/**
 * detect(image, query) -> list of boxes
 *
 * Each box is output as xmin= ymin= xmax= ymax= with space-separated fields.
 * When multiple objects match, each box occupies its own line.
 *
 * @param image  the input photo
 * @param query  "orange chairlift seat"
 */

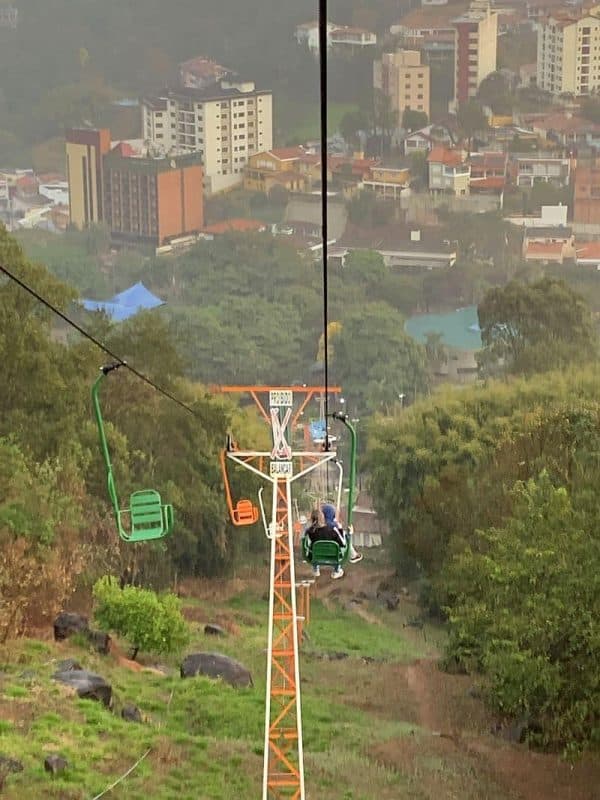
xmin=220 ymin=449 xmax=259 ymax=526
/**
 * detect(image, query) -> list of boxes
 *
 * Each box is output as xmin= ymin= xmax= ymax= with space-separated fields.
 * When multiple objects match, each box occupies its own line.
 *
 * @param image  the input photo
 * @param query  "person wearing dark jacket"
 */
xmin=302 ymin=508 xmax=345 ymax=579
xmin=321 ymin=503 xmax=363 ymax=565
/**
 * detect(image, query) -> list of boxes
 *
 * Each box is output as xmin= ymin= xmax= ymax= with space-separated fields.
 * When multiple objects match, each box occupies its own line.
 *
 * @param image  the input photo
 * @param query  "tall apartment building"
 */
xmin=66 ymin=128 xmax=111 ymax=229
xmin=373 ymin=51 xmax=431 ymax=120
xmin=103 ymin=150 xmax=203 ymax=247
xmin=453 ymin=0 xmax=498 ymax=107
xmin=141 ymin=78 xmax=273 ymax=195
xmin=537 ymin=6 xmax=600 ymax=96
xmin=66 ymin=128 xmax=204 ymax=248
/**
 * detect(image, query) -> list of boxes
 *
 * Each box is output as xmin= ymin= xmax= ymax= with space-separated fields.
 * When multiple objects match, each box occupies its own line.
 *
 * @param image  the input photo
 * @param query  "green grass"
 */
xmin=275 ymin=99 xmax=359 ymax=144
xmin=306 ymin=601 xmax=423 ymax=661
xmin=0 ymin=581 xmax=513 ymax=799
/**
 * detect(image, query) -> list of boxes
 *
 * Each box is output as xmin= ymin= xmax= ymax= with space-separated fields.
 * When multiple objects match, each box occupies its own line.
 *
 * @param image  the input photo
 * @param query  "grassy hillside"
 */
xmin=2 ymin=561 xmax=598 ymax=799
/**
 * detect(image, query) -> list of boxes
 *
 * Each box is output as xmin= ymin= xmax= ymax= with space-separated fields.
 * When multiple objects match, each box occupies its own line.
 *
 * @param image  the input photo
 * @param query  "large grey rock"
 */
xmin=121 ymin=704 xmax=142 ymax=723
xmin=52 ymin=669 xmax=112 ymax=707
xmin=0 ymin=755 xmax=23 ymax=774
xmin=53 ymin=612 xmax=89 ymax=641
xmin=56 ymin=658 xmax=83 ymax=672
xmin=180 ymin=653 xmax=253 ymax=688
xmin=44 ymin=755 xmax=68 ymax=775
xmin=87 ymin=630 xmax=111 ymax=655
xmin=204 ymin=623 xmax=226 ymax=636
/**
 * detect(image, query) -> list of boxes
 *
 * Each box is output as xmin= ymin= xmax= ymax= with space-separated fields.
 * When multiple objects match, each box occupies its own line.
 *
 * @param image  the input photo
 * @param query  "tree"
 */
xmin=93 ymin=576 xmax=189 ymax=659
xmin=478 ymin=278 xmax=597 ymax=375
xmin=581 ymin=97 xmax=600 ymax=124
xmin=477 ymin=71 xmax=514 ymax=115
xmin=340 ymin=109 xmax=369 ymax=149
xmin=402 ymin=108 xmax=428 ymax=133
xmin=408 ymin=150 xmax=428 ymax=186
xmin=424 ymin=331 xmax=448 ymax=370
xmin=332 ymin=303 xmax=429 ymax=416
xmin=456 ymin=100 xmax=488 ymax=150
xmin=372 ymin=89 xmax=397 ymax=156
xmin=443 ymin=474 xmax=600 ymax=753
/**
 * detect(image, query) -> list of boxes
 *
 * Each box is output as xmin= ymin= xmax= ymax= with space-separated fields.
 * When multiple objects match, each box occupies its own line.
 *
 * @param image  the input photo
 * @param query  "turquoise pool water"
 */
xmin=405 ymin=306 xmax=482 ymax=351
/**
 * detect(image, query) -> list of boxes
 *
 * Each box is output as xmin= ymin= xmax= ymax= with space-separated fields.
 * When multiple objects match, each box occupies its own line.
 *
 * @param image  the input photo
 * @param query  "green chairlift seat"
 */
xmin=302 ymin=536 xmax=351 ymax=570
xmin=301 ymin=412 xmax=359 ymax=570
xmin=92 ymin=364 xmax=174 ymax=543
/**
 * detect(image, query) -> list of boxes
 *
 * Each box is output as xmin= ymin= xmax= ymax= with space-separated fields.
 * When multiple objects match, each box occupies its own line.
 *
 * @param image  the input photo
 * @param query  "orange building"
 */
xmin=102 ymin=149 xmax=203 ymax=247
xmin=574 ymin=164 xmax=600 ymax=226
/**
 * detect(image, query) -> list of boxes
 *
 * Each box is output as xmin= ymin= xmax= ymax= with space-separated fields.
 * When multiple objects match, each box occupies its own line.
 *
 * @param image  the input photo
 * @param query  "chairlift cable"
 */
xmin=319 ymin=0 xmax=332 ymax=501
xmin=0 ymin=262 xmax=199 ymax=418
xmin=319 ymin=0 xmax=330 ymax=447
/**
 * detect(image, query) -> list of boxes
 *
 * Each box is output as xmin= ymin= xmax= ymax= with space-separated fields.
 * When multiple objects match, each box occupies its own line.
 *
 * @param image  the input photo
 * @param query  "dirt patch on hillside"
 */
xmin=315 ymin=568 xmax=600 ymax=800
xmin=369 ymin=656 xmax=600 ymax=800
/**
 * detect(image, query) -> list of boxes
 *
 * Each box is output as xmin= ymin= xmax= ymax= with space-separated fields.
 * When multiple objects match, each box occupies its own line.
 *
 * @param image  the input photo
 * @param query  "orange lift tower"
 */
xmin=215 ymin=385 xmax=341 ymax=800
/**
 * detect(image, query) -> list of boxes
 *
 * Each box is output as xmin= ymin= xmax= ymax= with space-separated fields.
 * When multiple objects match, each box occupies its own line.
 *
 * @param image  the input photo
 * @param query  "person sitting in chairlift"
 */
xmin=303 ymin=508 xmax=345 ymax=580
xmin=321 ymin=502 xmax=363 ymax=565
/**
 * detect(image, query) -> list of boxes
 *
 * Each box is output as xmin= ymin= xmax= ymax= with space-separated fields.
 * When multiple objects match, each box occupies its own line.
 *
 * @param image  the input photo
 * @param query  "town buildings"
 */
xmin=452 ymin=0 xmax=498 ymax=106
xmin=142 ymin=77 xmax=273 ymax=194
xmin=537 ymin=5 xmax=600 ymax=96
xmin=511 ymin=155 xmax=571 ymax=187
xmin=295 ymin=20 xmax=376 ymax=53
xmin=179 ymin=57 xmax=229 ymax=90
xmin=427 ymin=145 xmax=470 ymax=194
xmin=574 ymin=163 xmax=600 ymax=225
xmin=66 ymin=128 xmax=204 ymax=248
xmin=373 ymin=51 xmax=431 ymax=120
xmin=66 ymin=128 xmax=111 ymax=229
xmin=102 ymin=149 xmax=203 ymax=247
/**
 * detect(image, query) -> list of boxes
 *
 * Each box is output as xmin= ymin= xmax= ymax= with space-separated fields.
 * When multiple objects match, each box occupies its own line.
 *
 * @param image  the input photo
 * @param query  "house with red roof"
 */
xmin=201 ymin=218 xmax=268 ymax=236
xmin=523 ymin=224 xmax=575 ymax=264
xmin=575 ymin=241 xmax=600 ymax=267
xmin=469 ymin=152 xmax=508 ymax=199
xmin=244 ymin=148 xmax=310 ymax=194
xmin=531 ymin=113 xmax=600 ymax=150
xmin=573 ymin=163 xmax=600 ymax=226
xmin=428 ymin=146 xmax=470 ymax=195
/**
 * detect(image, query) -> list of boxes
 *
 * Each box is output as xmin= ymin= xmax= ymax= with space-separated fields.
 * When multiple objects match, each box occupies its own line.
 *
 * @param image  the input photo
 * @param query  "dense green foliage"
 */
xmin=0 ymin=225 xmax=267 ymax=597
xmin=444 ymin=475 xmax=600 ymax=754
xmin=368 ymin=370 xmax=600 ymax=751
xmin=478 ymin=278 xmax=597 ymax=376
xmin=93 ymin=576 xmax=189 ymax=658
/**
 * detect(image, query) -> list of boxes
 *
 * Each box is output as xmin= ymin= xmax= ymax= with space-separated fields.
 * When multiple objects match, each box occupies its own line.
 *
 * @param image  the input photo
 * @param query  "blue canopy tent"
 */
xmin=82 ymin=282 xmax=165 ymax=322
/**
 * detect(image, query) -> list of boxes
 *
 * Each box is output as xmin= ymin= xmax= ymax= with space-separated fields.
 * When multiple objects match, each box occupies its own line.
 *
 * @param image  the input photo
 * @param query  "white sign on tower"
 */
xmin=269 ymin=390 xmax=293 ymax=475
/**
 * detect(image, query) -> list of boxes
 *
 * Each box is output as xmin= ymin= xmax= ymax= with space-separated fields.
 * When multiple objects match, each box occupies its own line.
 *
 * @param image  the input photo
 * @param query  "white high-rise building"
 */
xmin=537 ymin=6 xmax=600 ymax=96
xmin=142 ymin=78 xmax=273 ymax=195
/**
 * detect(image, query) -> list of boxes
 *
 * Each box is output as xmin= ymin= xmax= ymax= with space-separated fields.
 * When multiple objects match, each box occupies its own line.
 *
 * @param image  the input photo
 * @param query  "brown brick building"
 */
xmin=66 ymin=128 xmax=204 ymax=247
xmin=574 ymin=164 xmax=600 ymax=225
xmin=102 ymin=149 xmax=203 ymax=246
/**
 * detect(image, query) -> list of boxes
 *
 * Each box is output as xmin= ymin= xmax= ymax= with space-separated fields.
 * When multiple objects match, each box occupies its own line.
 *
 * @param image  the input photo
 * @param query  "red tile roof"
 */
xmin=203 ymin=218 xmax=267 ymax=234
xmin=576 ymin=241 xmax=600 ymax=260
xmin=470 ymin=176 xmax=506 ymax=191
xmin=525 ymin=241 xmax=564 ymax=257
xmin=428 ymin=146 xmax=466 ymax=167
xmin=533 ymin=113 xmax=600 ymax=134
xmin=111 ymin=141 xmax=136 ymax=157
xmin=269 ymin=147 xmax=305 ymax=161
xmin=396 ymin=2 xmax=468 ymax=30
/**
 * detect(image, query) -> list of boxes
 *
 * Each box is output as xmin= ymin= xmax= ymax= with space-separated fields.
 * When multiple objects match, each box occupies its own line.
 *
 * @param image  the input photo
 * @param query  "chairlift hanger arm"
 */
xmin=331 ymin=412 xmax=358 ymax=526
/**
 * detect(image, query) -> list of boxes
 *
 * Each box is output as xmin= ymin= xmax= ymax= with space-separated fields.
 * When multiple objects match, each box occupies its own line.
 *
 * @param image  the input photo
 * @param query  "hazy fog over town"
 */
xmin=1 ymin=1 xmax=600 ymax=798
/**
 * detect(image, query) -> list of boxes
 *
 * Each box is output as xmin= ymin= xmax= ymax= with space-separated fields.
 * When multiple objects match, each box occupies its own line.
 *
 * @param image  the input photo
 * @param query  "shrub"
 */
xmin=93 ymin=576 xmax=189 ymax=659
